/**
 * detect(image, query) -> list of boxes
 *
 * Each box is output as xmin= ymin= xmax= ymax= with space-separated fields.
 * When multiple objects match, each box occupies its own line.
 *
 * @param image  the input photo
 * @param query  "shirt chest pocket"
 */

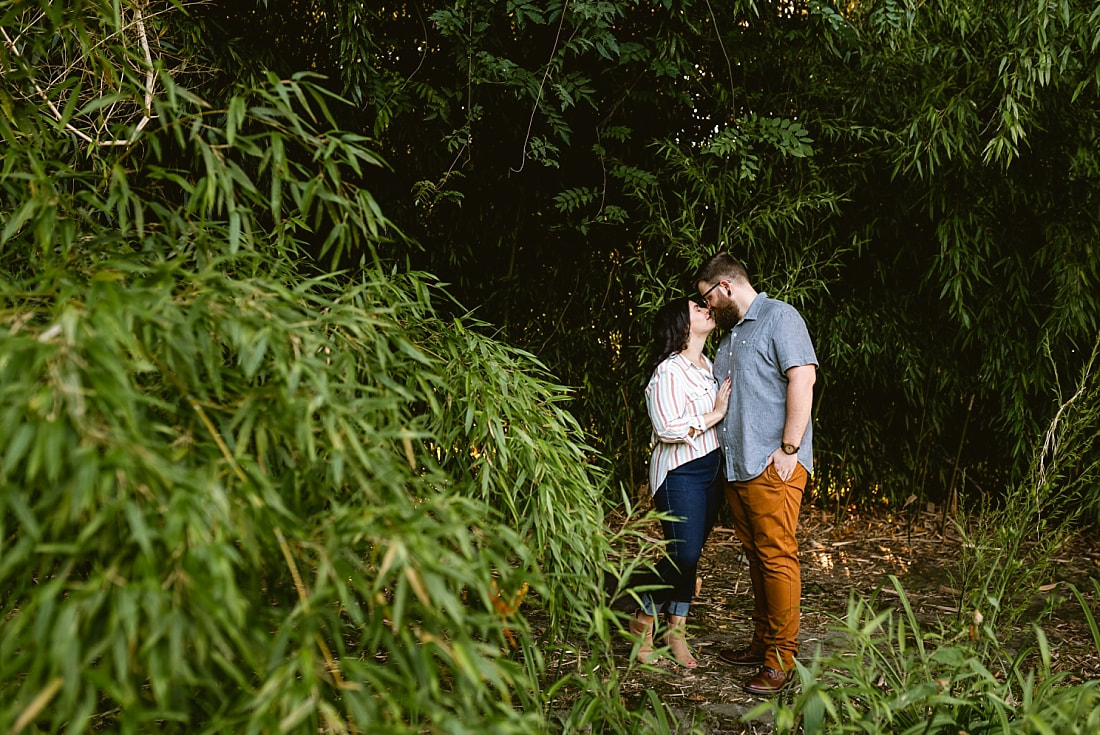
xmin=685 ymin=383 xmax=714 ymax=412
xmin=729 ymin=333 xmax=772 ymax=369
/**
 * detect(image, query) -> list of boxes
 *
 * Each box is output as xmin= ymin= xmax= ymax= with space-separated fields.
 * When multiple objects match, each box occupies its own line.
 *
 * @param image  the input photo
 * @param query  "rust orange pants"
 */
xmin=725 ymin=462 xmax=806 ymax=670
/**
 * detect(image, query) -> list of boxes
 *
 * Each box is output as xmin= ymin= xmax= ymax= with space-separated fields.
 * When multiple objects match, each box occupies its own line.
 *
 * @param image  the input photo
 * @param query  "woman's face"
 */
xmin=687 ymin=300 xmax=716 ymax=338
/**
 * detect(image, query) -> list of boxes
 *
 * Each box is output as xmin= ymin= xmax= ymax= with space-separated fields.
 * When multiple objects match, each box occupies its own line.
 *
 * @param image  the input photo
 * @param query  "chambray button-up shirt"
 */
xmin=712 ymin=293 xmax=818 ymax=482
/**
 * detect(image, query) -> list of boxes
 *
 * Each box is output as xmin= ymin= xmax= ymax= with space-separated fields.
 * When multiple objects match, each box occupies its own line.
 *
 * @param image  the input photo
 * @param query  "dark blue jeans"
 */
xmin=641 ymin=449 xmax=724 ymax=617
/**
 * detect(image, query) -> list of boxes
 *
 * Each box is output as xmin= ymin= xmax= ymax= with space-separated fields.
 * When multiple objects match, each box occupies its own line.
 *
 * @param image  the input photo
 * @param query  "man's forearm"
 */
xmin=783 ymin=365 xmax=816 ymax=447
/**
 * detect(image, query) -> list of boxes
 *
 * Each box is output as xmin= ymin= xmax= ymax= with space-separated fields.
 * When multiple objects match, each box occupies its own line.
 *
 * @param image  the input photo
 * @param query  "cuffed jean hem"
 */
xmin=640 ymin=595 xmax=691 ymax=618
xmin=666 ymin=600 xmax=691 ymax=617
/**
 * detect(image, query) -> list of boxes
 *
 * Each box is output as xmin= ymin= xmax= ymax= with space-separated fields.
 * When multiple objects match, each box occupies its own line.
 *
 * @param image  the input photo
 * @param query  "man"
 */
xmin=695 ymin=252 xmax=817 ymax=695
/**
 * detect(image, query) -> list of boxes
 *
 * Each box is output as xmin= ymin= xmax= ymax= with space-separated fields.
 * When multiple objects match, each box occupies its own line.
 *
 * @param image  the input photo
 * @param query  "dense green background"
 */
xmin=196 ymin=0 xmax=1100 ymax=512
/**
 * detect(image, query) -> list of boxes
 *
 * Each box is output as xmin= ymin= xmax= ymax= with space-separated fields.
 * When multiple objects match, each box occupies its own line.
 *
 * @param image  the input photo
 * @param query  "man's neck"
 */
xmin=733 ymin=284 xmax=758 ymax=321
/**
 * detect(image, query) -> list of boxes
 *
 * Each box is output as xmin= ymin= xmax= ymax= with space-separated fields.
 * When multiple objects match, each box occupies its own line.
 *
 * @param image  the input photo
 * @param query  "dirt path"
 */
xmin=613 ymin=509 xmax=1100 ymax=733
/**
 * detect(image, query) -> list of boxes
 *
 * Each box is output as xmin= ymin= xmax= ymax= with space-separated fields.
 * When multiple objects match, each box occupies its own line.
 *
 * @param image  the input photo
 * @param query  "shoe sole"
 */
xmin=743 ymin=685 xmax=788 ymax=695
xmin=742 ymin=678 xmax=795 ymax=696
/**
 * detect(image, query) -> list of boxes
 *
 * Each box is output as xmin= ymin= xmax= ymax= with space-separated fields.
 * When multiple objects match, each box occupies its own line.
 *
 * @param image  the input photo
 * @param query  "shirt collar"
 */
xmin=673 ymin=352 xmax=710 ymax=371
xmin=739 ymin=292 xmax=767 ymax=325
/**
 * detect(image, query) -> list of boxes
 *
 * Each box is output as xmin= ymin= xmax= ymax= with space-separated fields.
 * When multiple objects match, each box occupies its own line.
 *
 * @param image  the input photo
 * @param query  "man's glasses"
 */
xmin=694 ymin=281 xmax=722 ymax=306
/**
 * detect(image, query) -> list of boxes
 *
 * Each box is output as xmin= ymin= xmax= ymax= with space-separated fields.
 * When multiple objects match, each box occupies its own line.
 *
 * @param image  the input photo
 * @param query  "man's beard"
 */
xmin=711 ymin=300 xmax=740 ymax=331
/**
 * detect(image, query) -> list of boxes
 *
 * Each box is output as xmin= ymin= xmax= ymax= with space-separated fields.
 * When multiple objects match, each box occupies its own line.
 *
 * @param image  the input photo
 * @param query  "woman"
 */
xmin=631 ymin=298 xmax=731 ymax=667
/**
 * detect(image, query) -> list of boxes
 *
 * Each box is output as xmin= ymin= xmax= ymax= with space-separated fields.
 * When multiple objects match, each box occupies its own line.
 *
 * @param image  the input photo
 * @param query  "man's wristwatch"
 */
xmin=781 ymin=442 xmax=799 ymax=455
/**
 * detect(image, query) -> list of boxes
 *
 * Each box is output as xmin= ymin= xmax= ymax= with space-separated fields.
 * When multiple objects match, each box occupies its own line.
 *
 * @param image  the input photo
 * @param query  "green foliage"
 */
xmin=5 ymin=0 xmax=1100 ymax=730
xmin=289 ymin=0 xmax=1100 ymax=514
xmin=953 ymin=336 xmax=1100 ymax=631
xmin=755 ymin=578 xmax=1100 ymax=734
xmin=0 ymin=3 xmax=672 ymax=732
xmin=808 ymin=0 xmax=1100 ymax=503
xmin=0 ymin=263 xmax=544 ymax=732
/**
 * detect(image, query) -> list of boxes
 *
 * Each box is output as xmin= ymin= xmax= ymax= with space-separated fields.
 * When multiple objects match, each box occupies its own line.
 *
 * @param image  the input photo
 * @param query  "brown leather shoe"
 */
xmin=716 ymin=645 xmax=766 ymax=667
xmin=742 ymin=666 xmax=793 ymax=695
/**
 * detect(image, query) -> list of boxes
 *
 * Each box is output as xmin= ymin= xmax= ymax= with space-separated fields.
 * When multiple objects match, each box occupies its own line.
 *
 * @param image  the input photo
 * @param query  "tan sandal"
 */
xmin=628 ymin=613 xmax=657 ymax=664
xmin=664 ymin=614 xmax=698 ymax=668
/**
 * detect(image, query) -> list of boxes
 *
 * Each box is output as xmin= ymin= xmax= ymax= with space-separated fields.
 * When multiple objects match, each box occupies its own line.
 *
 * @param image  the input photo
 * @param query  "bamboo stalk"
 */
xmin=13 ymin=677 xmax=63 ymax=733
xmin=0 ymin=6 xmax=155 ymax=146
xmin=942 ymin=394 xmax=975 ymax=536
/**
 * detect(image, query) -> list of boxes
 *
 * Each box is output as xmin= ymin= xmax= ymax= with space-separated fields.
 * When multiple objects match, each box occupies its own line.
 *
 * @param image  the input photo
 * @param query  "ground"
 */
xmin=611 ymin=507 xmax=1100 ymax=733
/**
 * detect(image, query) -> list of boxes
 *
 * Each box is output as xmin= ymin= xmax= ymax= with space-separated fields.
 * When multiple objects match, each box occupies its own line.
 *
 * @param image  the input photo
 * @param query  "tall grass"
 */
xmin=755 ymin=578 xmax=1100 ymax=734
xmin=952 ymin=338 xmax=1100 ymax=633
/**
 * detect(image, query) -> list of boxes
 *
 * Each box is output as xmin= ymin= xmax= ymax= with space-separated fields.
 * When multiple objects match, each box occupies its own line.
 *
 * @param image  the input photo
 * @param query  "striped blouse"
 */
xmin=645 ymin=352 xmax=720 ymax=494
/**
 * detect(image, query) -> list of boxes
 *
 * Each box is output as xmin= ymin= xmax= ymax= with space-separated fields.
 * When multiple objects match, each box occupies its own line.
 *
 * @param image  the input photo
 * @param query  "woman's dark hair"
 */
xmin=646 ymin=298 xmax=692 ymax=379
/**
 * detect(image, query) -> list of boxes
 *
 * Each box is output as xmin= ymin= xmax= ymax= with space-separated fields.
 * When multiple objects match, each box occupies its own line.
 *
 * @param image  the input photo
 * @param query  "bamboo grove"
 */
xmin=196 ymin=0 xmax=1100 ymax=515
xmin=1 ymin=0 xmax=1099 ymax=732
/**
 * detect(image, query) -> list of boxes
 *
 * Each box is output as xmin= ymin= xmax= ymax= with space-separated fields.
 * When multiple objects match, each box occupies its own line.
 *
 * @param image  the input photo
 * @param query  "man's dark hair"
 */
xmin=694 ymin=251 xmax=749 ymax=286
xmin=646 ymin=298 xmax=692 ymax=379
